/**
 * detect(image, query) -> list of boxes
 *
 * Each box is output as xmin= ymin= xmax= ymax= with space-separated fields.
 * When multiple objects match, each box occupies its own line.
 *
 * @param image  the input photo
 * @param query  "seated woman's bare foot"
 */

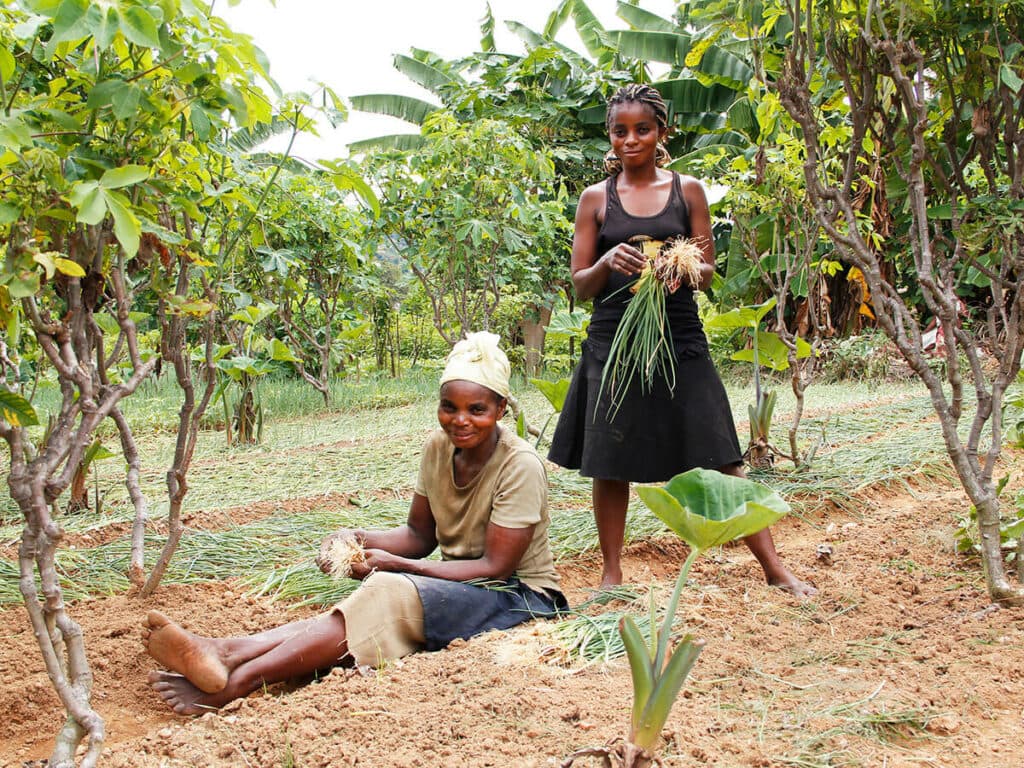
xmin=768 ymin=568 xmax=818 ymax=598
xmin=142 ymin=610 xmax=229 ymax=693
xmin=148 ymin=671 xmax=229 ymax=716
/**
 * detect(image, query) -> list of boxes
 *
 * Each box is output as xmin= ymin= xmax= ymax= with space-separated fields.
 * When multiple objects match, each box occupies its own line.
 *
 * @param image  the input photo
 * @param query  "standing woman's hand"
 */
xmin=601 ymin=243 xmax=647 ymax=276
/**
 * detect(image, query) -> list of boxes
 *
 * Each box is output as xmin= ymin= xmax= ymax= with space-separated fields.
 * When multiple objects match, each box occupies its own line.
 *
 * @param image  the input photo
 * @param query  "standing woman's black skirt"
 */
xmin=547 ymin=339 xmax=743 ymax=483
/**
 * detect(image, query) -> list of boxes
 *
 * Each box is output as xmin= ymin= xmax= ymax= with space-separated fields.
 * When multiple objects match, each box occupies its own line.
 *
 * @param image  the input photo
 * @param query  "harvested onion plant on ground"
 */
xmin=598 ymin=236 xmax=705 ymax=421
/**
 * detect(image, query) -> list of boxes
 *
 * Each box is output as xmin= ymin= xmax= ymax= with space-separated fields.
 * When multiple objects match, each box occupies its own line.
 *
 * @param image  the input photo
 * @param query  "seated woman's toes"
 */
xmin=142 ymin=612 xmax=229 ymax=694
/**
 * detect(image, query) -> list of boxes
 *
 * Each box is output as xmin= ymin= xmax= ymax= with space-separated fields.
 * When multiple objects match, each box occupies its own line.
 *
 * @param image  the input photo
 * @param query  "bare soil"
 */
xmin=3 ymin=463 xmax=1024 ymax=767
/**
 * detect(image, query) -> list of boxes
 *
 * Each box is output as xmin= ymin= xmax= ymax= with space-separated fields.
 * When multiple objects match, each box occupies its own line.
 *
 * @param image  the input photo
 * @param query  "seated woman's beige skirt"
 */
xmin=333 ymin=572 xmax=425 ymax=667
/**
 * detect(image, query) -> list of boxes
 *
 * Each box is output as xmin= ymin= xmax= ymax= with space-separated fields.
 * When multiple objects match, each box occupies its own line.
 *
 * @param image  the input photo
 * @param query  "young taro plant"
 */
xmin=213 ymin=301 xmax=300 ymax=445
xmin=706 ymin=297 xmax=812 ymax=467
xmin=563 ymin=468 xmax=790 ymax=768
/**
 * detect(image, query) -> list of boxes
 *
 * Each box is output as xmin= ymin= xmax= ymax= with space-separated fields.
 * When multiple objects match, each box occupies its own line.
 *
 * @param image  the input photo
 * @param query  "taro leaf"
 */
xmin=704 ymin=296 xmax=777 ymax=331
xmin=529 ymin=377 xmax=570 ymax=412
xmin=731 ymin=330 xmax=812 ymax=371
xmin=636 ymin=467 xmax=789 ymax=551
xmin=546 ymin=307 xmax=590 ymax=340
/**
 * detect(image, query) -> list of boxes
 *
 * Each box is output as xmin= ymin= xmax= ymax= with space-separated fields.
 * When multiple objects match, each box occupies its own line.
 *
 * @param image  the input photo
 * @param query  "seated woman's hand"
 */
xmin=316 ymin=529 xmax=364 ymax=574
xmin=349 ymin=548 xmax=404 ymax=580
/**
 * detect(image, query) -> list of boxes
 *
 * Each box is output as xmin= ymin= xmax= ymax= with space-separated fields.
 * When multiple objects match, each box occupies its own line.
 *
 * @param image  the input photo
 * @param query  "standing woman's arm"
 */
xmin=571 ymin=184 xmax=646 ymax=301
xmin=681 ymin=175 xmax=717 ymax=292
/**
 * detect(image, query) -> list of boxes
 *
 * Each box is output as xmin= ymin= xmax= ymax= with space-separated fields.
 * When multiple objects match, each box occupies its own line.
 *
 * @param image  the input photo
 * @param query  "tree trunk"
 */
xmin=520 ymin=305 xmax=552 ymax=378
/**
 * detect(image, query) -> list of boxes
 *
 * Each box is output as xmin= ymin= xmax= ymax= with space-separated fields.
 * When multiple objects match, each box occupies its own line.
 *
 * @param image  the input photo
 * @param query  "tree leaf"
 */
xmin=118 ymin=4 xmax=161 ymax=49
xmin=636 ymin=468 xmax=789 ymax=551
xmin=0 ymin=48 xmax=15 ymax=83
xmin=32 ymin=251 xmax=56 ymax=279
xmin=0 ymin=389 xmax=39 ymax=427
xmin=50 ymin=0 xmax=90 ymax=44
xmin=1001 ymin=63 xmax=1024 ymax=95
xmin=55 ymin=257 xmax=86 ymax=277
xmin=7 ymin=272 xmax=40 ymax=299
xmin=103 ymin=189 xmax=140 ymax=257
xmin=85 ymin=3 xmax=119 ymax=49
xmin=0 ymin=203 xmax=20 ymax=224
xmin=100 ymin=164 xmax=150 ymax=189
xmin=69 ymin=180 xmax=106 ymax=224
xmin=0 ymin=113 xmax=33 ymax=151
xmin=110 ymin=82 xmax=143 ymax=120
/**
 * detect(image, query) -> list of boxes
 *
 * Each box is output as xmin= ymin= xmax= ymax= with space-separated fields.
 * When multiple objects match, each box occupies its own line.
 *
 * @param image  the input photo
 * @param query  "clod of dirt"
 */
xmin=816 ymin=543 xmax=834 ymax=566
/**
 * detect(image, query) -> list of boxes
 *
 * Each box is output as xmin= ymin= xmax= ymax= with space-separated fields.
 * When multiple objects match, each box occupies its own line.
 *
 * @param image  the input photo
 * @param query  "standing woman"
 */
xmin=548 ymin=84 xmax=814 ymax=595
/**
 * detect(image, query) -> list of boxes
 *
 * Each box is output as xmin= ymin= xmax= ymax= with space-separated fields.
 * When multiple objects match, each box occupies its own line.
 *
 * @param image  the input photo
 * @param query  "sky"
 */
xmin=217 ymin=0 xmax=679 ymax=161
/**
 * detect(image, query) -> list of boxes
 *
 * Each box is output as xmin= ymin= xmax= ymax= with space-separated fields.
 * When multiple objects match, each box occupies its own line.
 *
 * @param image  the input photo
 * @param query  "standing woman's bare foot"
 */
xmin=767 ymin=567 xmax=818 ymax=598
xmin=142 ymin=610 xmax=229 ymax=693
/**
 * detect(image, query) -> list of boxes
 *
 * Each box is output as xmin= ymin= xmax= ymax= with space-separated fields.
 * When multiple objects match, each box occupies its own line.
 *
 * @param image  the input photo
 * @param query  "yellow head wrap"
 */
xmin=439 ymin=332 xmax=511 ymax=400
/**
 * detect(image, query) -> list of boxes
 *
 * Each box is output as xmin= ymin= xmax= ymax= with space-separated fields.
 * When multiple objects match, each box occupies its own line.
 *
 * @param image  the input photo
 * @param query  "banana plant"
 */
xmin=563 ymin=468 xmax=789 ymax=768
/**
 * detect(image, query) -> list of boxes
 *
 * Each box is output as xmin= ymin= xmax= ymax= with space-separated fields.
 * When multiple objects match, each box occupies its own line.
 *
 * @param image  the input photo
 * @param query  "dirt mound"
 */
xmin=3 ymin=476 xmax=1024 ymax=767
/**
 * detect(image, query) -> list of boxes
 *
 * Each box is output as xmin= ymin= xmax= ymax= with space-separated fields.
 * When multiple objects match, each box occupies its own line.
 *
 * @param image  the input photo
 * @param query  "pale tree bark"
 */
xmin=2 ymin=227 xmax=157 ymax=764
xmin=521 ymin=304 xmax=552 ymax=379
xmin=779 ymin=0 xmax=1024 ymax=603
xmin=141 ymin=269 xmax=219 ymax=597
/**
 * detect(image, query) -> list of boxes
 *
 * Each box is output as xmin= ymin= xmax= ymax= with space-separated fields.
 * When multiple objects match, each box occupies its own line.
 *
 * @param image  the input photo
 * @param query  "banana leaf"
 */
xmin=636 ymin=468 xmax=789 ymax=551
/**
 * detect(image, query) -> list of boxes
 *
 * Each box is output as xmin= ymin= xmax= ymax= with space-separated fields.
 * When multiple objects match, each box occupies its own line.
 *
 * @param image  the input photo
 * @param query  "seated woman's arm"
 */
xmin=355 ymin=493 xmax=438 ymax=558
xmin=352 ymin=488 xmax=535 ymax=582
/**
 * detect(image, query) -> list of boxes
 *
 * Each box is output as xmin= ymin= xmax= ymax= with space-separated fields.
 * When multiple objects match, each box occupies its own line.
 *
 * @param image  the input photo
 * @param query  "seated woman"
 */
xmin=144 ymin=332 xmax=567 ymax=715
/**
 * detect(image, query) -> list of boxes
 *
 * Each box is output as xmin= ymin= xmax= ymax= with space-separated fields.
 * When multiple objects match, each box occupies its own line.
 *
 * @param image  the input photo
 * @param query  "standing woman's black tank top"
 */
xmin=587 ymin=172 xmax=709 ymax=359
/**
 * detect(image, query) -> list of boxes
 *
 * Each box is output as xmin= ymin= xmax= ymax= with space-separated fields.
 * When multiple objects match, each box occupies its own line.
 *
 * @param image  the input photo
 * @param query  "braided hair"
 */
xmin=603 ymin=84 xmax=672 ymax=175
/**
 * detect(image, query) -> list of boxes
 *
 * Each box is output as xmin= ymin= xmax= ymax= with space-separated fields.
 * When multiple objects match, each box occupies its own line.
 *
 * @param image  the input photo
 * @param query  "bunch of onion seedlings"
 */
xmin=597 ymin=236 xmax=705 ymax=421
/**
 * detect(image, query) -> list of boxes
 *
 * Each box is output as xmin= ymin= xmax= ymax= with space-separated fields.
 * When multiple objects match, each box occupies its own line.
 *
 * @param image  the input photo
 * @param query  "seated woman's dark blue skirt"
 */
xmin=406 ymin=574 xmax=568 ymax=652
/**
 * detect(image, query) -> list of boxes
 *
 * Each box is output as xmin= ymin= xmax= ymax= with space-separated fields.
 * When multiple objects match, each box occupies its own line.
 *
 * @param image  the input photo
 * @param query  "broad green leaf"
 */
xmin=391 ymin=54 xmax=456 ymax=94
xmin=103 ymin=190 xmax=140 ymax=257
xmin=0 ymin=113 xmax=33 ymax=151
xmin=529 ymin=377 xmax=570 ymax=412
xmin=546 ymin=307 xmax=590 ymax=340
xmin=1001 ymin=64 xmax=1024 ymax=95
xmin=85 ymin=3 xmax=119 ymax=48
xmin=50 ymin=0 xmax=89 ymax=44
xmin=118 ymin=4 xmax=161 ymax=48
xmin=0 ymin=203 xmax=20 ymax=224
xmin=613 ymin=30 xmax=689 ymax=66
xmin=7 ymin=271 xmax=40 ymax=299
xmin=636 ymin=467 xmax=789 ymax=551
xmin=55 ymin=257 xmax=86 ymax=277
xmin=1004 ymin=517 xmax=1024 ymax=540
xmin=110 ymin=82 xmax=143 ymax=120
xmin=0 ymin=389 xmax=39 ymax=427
xmin=704 ymin=296 xmax=777 ymax=331
xmin=100 ymin=164 xmax=150 ymax=189
xmin=69 ymin=180 xmax=106 ymax=224
xmin=87 ymin=79 xmax=127 ymax=110
xmin=730 ymin=330 xmax=811 ymax=371
xmin=0 ymin=48 xmax=14 ymax=82
xmin=615 ymin=2 xmax=676 ymax=32
xmin=268 ymin=338 xmax=300 ymax=363
xmin=190 ymin=105 xmax=212 ymax=141
xmin=348 ymin=134 xmax=425 ymax=154
xmin=349 ymin=94 xmax=438 ymax=126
